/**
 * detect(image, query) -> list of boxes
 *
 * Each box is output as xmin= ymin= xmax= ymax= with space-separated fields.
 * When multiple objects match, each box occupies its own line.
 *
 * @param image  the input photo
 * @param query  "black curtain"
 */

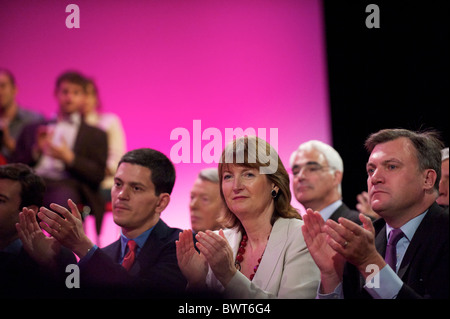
xmin=323 ymin=0 xmax=449 ymax=208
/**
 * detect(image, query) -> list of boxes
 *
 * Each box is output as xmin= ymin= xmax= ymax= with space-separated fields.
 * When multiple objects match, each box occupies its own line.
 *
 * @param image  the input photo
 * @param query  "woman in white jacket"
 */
xmin=176 ymin=136 xmax=320 ymax=298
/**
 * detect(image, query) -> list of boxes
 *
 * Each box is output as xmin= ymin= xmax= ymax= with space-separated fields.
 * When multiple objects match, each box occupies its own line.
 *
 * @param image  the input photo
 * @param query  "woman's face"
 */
xmin=221 ymin=164 xmax=276 ymax=220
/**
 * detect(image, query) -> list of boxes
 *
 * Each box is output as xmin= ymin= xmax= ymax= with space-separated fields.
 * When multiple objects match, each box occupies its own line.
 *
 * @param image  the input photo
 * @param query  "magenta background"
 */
xmin=1 ymin=0 xmax=331 ymax=233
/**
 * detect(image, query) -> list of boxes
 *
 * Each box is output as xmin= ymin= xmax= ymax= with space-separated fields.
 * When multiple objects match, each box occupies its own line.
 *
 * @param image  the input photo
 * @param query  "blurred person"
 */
xmin=12 ymin=71 xmax=107 ymax=221
xmin=1 ymin=163 xmax=76 ymax=298
xmin=82 ymin=78 xmax=127 ymax=200
xmin=0 ymin=68 xmax=43 ymax=161
xmin=302 ymin=128 xmax=448 ymax=299
xmin=290 ymin=140 xmax=361 ymax=224
xmin=190 ymin=168 xmax=226 ymax=232
xmin=18 ymin=148 xmax=187 ymax=298
xmin=437 ymin=147 xmax=448 ymax=208
xmin=177 ymin=136 xmax=319 ymax=298
xmin=81 ymin=77 xmax=127 ymax=234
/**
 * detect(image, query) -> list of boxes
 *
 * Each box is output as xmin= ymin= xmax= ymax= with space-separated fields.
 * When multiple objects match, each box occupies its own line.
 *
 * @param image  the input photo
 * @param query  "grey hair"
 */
xmin=198 ymin=167 xmax=219 ymax=184
xmin=442 ymin=147 xmax=449 ymax=161
xmin=290 ymin=140 xmax=343 ymax=194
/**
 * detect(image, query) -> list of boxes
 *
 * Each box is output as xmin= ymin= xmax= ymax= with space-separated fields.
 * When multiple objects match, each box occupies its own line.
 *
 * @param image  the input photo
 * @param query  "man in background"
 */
xmin=0 ymin=68 xmax=43 ymax=161
xmin=12 ymin=70 xmax=107 ymax=220
xmin=189 ymin=168 xmax=225 ymax=233
xmin=290 ymin=140 xmax=361 ymax=224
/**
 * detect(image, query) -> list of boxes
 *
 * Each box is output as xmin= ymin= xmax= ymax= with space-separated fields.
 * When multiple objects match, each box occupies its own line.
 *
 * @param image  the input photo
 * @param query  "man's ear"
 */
xmin=423 ymin=169 xmax=437 ymax=192
xmin=155 ymin=193 xmax=171 ymax=215
xmin=333 ymin=170 xmax=343 ymax=187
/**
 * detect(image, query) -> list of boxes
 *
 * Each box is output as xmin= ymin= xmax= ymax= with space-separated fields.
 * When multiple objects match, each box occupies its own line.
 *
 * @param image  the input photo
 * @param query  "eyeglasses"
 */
xmin=290 ymin=163 xmax=334 ymax=177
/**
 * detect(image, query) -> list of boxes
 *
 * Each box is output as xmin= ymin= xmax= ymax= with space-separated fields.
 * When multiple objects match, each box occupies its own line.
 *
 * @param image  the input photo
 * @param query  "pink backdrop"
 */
xmin=1 ymin=0 xmax=331 ymax=242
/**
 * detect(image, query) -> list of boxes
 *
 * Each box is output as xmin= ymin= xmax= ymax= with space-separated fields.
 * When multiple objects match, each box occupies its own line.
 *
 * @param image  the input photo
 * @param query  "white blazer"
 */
xmin=206 ymin=217 xmax=320 ymax=298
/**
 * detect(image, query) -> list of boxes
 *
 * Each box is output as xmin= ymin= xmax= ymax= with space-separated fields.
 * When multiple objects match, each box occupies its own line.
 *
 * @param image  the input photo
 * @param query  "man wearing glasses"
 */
xmin=289 ymin=140 xmax=361 ymax=224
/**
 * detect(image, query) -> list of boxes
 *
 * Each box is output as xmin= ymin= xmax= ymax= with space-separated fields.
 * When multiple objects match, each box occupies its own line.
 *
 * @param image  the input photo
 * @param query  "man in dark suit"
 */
xmin=290 ymin=140 xmax=361 ymax=224
xmin=302 ymin=128 xmax=448 ymax=299
xmin=12 ymin=71 xmax=107 ymax=221
xmin=21 ymin=148 xmax=187 ymax=298
xmin=1 ymin=163 xmax=76 ymax=298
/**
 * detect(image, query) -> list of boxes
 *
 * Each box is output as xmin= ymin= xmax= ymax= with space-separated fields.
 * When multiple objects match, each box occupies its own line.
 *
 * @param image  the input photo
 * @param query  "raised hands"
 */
xmin=176 ymin=229 xmax=208 ymax=289
xmin=176 ymin=229 xmax=236 ymax=289
xmin=18 ymin=199 xmax=94 ymax=259
xmin=16 ymin=207 xmax=61 ymax=269
xmin=36 ymin=199 xmax=94 ymax=259
xmin=324 ymin=213 xmax=385 ymax=278
xmin=195 ymin=230 xmax=236 ymax=286
xmin=301 ymin=208 xmax=346 ymax=293
xmin=302 ymin=208 xmax=385 ymax=293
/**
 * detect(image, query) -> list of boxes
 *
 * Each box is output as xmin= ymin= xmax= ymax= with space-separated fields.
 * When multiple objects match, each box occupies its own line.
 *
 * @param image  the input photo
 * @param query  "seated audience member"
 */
xmin=302 ymin=128 xmax=448 ymax=299
xmin=437 ymin=147 xmax=448 ymax=208
xmin=0 ymin=68 xmax=44 ymax=161
xmin=177 ymin=136 xmax=320 ymax=298
xmin=1 ymin=163 xmax=76 ymax=298
xmin=12 ymin=71 xmax=108 ymax=220
xmin=290 ymin=140 xmax=361 ymax=224
xmin=190 ymin=168 xmax=226 ymax=233
xmin=81 ymin=77 xmax=127 ymax=234
xmin=18 ymin=148 xmax=187 ymax=298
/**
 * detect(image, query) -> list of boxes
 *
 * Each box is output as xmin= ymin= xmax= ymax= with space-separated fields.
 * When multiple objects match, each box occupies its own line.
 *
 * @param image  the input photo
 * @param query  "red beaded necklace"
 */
xmin=234 ymin=233 xmax=267 ymax=280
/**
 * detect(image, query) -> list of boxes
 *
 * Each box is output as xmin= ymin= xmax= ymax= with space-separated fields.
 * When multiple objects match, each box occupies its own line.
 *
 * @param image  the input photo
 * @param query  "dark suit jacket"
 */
xmin=329 ymin=203 xmax=362 ymax=225
xmin=78 ymin=219 xmax=187 ymax=298
xmin=0 ymin=245 xmax=77 ymax=298
xmin=12 ymin=118 xmax=108 ymax=222
xmin=343 ymin=202 xmax=449 ymax=299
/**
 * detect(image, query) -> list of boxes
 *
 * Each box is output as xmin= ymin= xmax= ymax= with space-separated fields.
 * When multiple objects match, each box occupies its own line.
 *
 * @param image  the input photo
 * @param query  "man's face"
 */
xmin=111 ymin=163 xmax=163 ymax=237
xmin=189 ymin=178 xmax=224 ymax=232
xmin=291 ymin=148 xmax=337 ymax=210
xmin=0 ymin=178 xmax=22 ymax=245
xmin=437 ymin=159 xmax=449 ymax=206
xmin=366 ymin=137 xmax=429 ymax=219
xmin=0 ymin=73 xmax=16 ymax=110
xmin=55 ymin=81 xmax=85 ymax=115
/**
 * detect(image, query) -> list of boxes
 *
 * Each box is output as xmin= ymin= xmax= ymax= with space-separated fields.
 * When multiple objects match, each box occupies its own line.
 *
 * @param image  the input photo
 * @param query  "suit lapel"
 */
xmin=129 ymin=219 xmax=167 ymax=275
xmin=396 ymin=205 xmax=439 ymax=279
xmin=375 ymin=204 xmax=440 ymax=280
xmin=253 ymin=218 xmax=286 ymax=290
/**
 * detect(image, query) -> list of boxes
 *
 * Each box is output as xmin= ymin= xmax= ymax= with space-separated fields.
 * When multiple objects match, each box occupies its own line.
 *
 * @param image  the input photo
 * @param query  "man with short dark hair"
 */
xmin=12 ymin=70 xmax=107 ymax=220
xmin=19 ymin=148 xmax=187 ymax=298
xmin=302 ymin=128 xmax=448 ymax=299
xmin=1 ymin=163 xmax=76 ymax=298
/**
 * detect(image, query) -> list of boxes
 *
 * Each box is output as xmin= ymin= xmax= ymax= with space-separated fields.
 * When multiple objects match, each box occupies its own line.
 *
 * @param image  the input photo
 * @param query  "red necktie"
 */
xmin=122 ymin=240 xmax=137 ymax=271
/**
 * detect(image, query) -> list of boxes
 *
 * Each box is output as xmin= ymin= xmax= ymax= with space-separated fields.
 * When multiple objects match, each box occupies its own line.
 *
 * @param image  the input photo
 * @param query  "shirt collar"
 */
xmin=320 ymin=199 xmax=343 ymax=221
xmin=386 ymin=209 xmax=428 ymax=241
xmin=120 ymin=226 xmax=155 ymax=258
xmin=56 ymin=111 xmax=82 ymax=125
